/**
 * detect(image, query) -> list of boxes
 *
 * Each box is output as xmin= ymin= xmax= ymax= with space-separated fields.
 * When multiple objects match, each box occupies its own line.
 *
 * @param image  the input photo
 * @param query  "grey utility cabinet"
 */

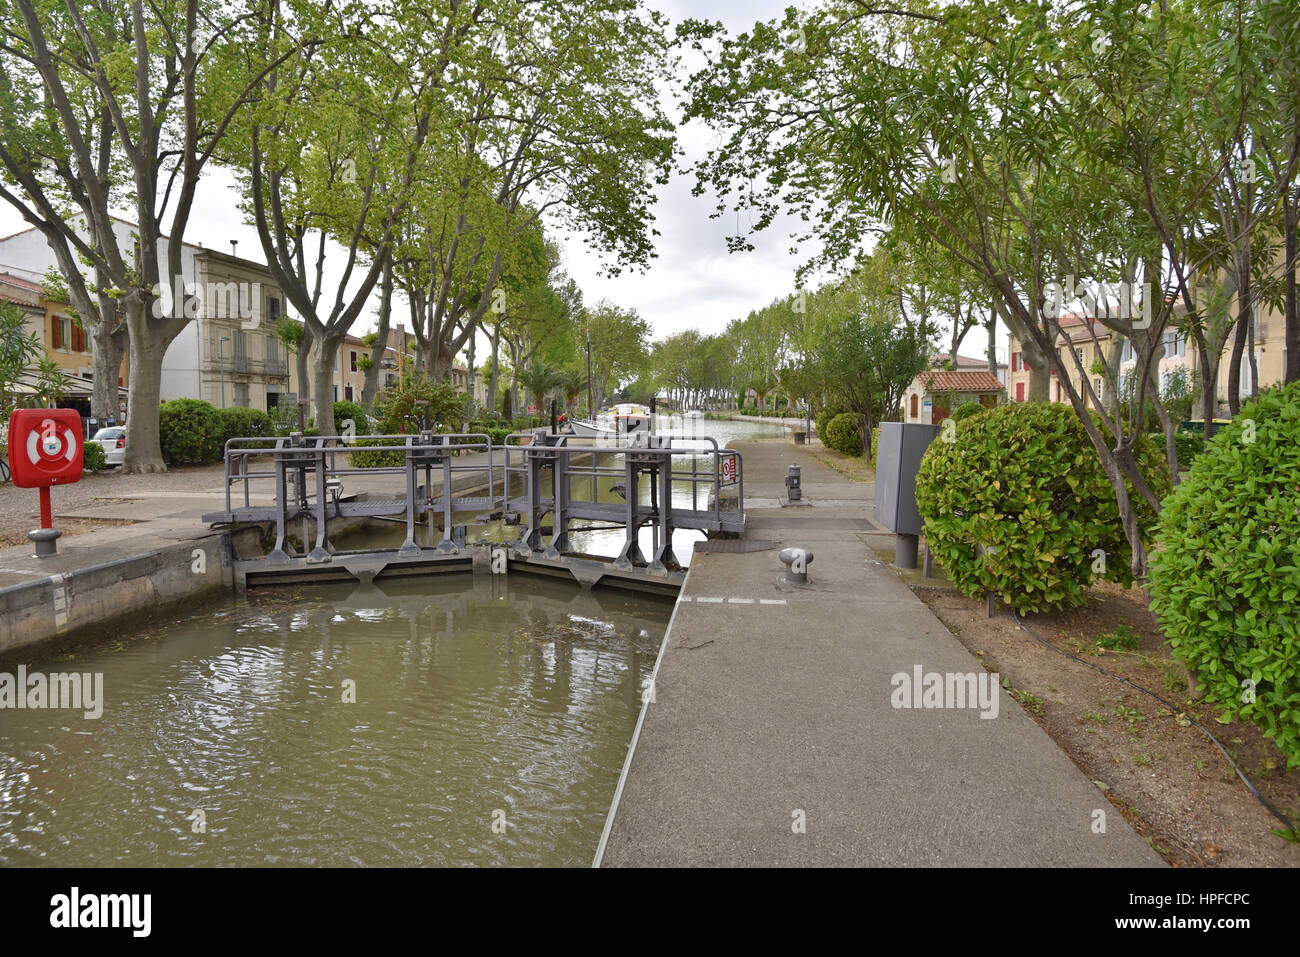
xmin=873 ymin=422 xmax=942 ymax=568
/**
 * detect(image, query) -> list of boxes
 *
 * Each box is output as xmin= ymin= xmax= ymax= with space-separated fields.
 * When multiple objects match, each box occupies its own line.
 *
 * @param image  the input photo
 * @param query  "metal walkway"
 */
xmin=202 ymin=430 xmax=746 ymax=593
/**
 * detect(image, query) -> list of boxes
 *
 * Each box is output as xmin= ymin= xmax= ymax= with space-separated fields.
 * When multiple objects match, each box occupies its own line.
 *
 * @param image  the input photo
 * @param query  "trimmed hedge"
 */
xmin=216 ymin=406 xmax=274 ymax=451
xmin=333 ymin=400 xmax=370 ymax=438
xmin=82 ymin=439 xmax=108 ymax=471
xmin=824 ymin=412 xmax=865 ymax=456
xmin=1150 ymin=382 xmax=1300 ymax=767
xmin=816 ymin=406 xmax=846 ymax=445
xmin=159 ymin=398 xmax=222 ymax=465
xmin=951 ymin=401 xmax=987 ymax=422
xmin=915 ymin=402 xmax=1169 ymax=613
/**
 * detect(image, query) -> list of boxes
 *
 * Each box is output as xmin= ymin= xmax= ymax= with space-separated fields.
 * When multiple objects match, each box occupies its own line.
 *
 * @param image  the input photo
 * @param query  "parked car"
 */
xmin=90 ymin=427 xmax=127 ymax=466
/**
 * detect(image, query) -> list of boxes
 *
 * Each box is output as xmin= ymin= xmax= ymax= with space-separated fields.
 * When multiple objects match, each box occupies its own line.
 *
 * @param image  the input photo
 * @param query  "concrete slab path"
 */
xmin=598 ymin=439 xmax=1163 ymax=867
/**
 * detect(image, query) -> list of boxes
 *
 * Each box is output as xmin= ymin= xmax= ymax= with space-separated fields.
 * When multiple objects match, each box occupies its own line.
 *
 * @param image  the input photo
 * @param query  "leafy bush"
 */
xmin=215 ymin=406 xmax=274 ymax=452
xmin=1149 ymin=382 xmax=1300 ymax=767
xmin=816 ymin=406 xmax=847 ymax=444
xmin=1173 ymin=430 xmax=1204 ymax=468
xmin=1146 ymin=430 xmax=1207 ymax=472
xmin=951 ymin=401 xmax=987 ymax=422
xmin=332 ymin=400 xmax=370 ymax=437
xmin=159 ymin=398 xmax=222 ymax=465
xmin=82 ymin=439 xmax=107 ymax=472
xmin=870 ymin=425 xmax=880 ymax=465
xmin=348 ymin=437 xmax=406 ymax=468
xmin=373 ymin=378 xmax=467 ymax=434
xmin=824 ymin=411 xmax=865 ymax=456
xmin=915 ymin=402 xmax=1169 ymax=613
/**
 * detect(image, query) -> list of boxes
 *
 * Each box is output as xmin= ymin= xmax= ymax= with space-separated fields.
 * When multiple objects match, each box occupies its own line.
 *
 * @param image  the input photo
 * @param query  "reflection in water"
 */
xmin=0 ymin=575 xmax=669 ymax=866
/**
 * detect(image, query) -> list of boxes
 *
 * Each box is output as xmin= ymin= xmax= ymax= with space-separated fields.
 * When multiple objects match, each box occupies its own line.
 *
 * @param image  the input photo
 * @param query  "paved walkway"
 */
xmin=598 ymin=440 xmax=1163 ymax=867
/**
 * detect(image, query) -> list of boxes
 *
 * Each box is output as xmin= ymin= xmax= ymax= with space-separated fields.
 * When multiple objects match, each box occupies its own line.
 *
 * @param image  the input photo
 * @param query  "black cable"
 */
xmin=1010 ymin=608 xmax=1297 ymax=839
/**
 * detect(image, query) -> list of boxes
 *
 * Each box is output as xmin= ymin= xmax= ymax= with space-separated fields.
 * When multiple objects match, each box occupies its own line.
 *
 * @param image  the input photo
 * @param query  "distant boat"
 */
xmin=683 ymin=409 xmax=703 ymax=418
xmin=569 ymin=418 xmax=618 ymax=438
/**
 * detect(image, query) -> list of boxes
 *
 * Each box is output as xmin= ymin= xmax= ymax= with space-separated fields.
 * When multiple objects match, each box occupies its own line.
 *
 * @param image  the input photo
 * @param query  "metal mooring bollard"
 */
xmin=779 ymin=546 xmax=813 ymax=584
xmin=784 ymin=464 xmax=802 ymax=502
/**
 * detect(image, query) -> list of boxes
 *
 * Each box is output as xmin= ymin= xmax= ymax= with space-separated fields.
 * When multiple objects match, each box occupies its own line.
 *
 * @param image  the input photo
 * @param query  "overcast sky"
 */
xmin=0 ymin=0 xmax=996 ymax=364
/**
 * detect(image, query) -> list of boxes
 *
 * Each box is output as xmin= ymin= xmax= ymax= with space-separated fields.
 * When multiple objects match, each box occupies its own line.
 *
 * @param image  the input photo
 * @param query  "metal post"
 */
xmin=437 ymin=435 xmax=457 ymax=553
xmin=307 ymin=439 xmax=331 ymax=562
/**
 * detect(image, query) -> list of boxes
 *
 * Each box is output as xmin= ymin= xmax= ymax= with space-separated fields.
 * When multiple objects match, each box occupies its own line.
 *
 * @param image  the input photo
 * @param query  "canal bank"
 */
xmin=596 ymin=439 xmax=1164 ymax=867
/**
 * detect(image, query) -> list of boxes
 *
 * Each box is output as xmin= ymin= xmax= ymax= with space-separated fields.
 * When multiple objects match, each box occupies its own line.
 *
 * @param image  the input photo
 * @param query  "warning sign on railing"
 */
xmin=719 ymin=452 xmax=738 ymax=486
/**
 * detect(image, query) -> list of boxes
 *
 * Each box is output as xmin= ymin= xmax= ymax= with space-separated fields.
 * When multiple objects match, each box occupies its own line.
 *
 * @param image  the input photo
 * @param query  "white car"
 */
xmin=90 ymin=426 xmax=126 ymax=466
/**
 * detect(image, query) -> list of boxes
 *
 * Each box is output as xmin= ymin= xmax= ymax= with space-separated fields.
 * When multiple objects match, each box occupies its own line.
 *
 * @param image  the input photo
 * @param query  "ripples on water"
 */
xmin=0 ymin=575 xmax=669 ymax=867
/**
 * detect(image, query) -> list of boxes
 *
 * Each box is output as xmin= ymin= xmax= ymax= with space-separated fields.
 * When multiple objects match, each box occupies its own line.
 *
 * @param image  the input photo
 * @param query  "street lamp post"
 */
xmin=219 ymin=335 xmax=231 ymax=408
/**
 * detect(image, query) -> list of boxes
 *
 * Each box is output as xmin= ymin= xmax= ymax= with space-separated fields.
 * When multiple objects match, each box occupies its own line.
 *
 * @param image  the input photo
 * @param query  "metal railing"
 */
xmin=216 ymin=431 xmax=495 ymax=563
xmin=501 ymin=430 xmax=744 ymax=573
xmin=206 ymin=429 xmax=744 ymax=575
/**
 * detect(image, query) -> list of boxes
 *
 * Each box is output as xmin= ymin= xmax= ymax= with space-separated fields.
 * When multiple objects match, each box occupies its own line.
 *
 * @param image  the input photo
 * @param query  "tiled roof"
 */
xmin=0 ymin=272 xmax=42 ymax=306
xmin=915 ymin=369 xmax=1004 ymax=393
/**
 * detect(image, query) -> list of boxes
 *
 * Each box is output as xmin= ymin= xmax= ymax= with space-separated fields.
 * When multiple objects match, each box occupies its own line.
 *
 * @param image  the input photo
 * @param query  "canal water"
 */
xmin=0 ymin=575 xmax=669 ymax=866
xmin=0 ymin=416 xmax=783 ymax=867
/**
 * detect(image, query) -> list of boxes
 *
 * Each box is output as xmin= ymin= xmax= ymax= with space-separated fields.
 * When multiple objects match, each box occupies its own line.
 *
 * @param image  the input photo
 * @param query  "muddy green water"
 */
xmin=0 ymin=576 xmax=670 ymax=867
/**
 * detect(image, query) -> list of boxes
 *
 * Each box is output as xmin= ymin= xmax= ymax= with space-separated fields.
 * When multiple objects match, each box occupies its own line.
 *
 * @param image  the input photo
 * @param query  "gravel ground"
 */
xmin=0 ymin=462 xmax=228 ymax=547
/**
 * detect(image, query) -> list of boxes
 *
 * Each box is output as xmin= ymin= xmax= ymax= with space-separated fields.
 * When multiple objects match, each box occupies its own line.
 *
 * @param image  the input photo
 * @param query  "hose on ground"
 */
xmin=1010 ymin=608 xmax=1297 ymax=839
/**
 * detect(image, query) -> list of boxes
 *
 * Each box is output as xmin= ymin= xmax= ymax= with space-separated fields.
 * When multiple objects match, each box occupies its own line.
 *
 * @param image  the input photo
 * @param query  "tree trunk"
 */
xmin=295 ymin=325 xmax=313 ymax=408
xmin=312 ymin=333 xmax=343 ymax=436
xmin=361 ymin=260 xmax=393 ymax=412
xmin=985 ymin=306 xmax=998 ymax=378
xmin=486 ymin=324 xmax=501 ymax=413
xmin=1286 ymin=197 xmax=1299 ymax=384
xmin=90 ymin=317 xmax=126 ymax=424
xmin=1226 ymin=247 xmax=1251 ymax=416
xmin=121 ymin=303 xmax=168 ymax=474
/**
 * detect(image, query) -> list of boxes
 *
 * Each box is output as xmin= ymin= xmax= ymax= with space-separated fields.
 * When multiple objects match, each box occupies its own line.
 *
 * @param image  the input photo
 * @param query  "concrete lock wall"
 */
xmin=0 ymin=534 xmax=233 ymax=656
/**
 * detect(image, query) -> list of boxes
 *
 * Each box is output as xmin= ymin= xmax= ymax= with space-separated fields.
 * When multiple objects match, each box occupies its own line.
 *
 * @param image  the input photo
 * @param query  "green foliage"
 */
xmin=348 ymin=437 xmax=407 ymax=469
xmin=1149 ymin=382 xmax=1300 ymax=768
xmin=1096 ymin=625 xmax=1140 ymax=651
xmin=159 ymin=399 xmax=223 ymax=466
xmin=374 ymin=378 xmax=467 ymax=435
xmin=950 ymin=401 xmax=987 ymax=422
xmin=332 ymin=400 xmax=370 ymax=437
xmin=824 ymin=412 xmax=865 ymax=456
xmin=215 ymin=406 xmax=274 ymax=451
xmin=1149 ymin=430 xmax=1206 ymax=471
xmin=915 ymin=402 xmax=1170 ymax=613
xmin=81 ymin=439 xmax=107 ymax=472
xmin=816 ymin=405 xmax=846 ymax=443
xmin=870 ymin=425 xmax=880 ymax=465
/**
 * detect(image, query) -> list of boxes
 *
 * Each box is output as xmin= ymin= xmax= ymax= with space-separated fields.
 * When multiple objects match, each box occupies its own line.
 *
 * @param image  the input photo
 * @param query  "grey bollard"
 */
xmin=784 ymin=464 xmax=802 ymax=502
xmin=779 ymin=546 xmax=813 ymax=584
xmin=29 ymin=527 xmax=61 ymax=558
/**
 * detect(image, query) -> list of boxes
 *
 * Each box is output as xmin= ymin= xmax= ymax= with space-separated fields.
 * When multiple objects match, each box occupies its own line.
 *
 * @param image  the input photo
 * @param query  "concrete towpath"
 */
xmin=598 ymin=438 xmax=1163 ymax=867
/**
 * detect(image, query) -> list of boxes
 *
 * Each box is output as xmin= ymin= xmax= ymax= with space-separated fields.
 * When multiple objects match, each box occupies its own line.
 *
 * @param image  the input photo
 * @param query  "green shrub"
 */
xmin=159 ymin=398 xmax=222 ymax=465
xmin=1173 ymin=430 xmax=1204 ymax=469
xmin=332 ymin=400 xmax=370 ymax=437
xmin=951 ymin=401 xmax=987 ymax=422
xmin=915 ymin=402 xmax=1169 ymax=613
xmin=816 ymin=406 xmax=846 ymax=444
xmin=870 ymin=425 xmax=881 ymax=465
xmin=1149 ymin=382 xmax=1300 ymax=767
xmin=215 ymin=406 xmax=274 ymax=452
xmin=348 ymin=436 xmax=406 ymax=468
xmin=82 ymin=439 xmax=107 ymax=472
xmin=824 ymin=412 xmax=865 ymax=456
xmin=1147 ymin=430 xmax=1208 ymax=472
